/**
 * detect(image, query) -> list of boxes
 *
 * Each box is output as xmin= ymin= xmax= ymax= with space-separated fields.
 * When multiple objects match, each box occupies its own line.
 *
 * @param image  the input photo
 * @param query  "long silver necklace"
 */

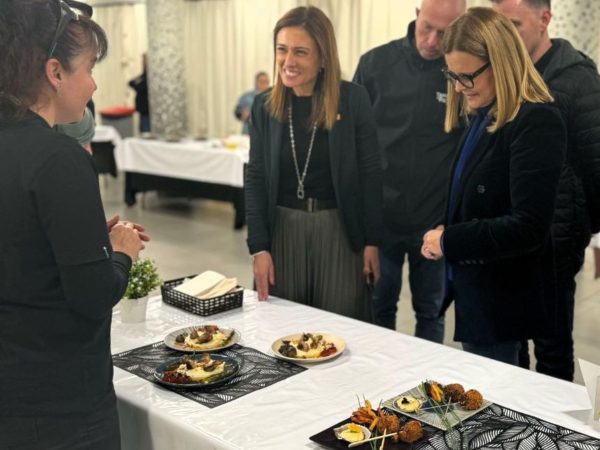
xmin=288 ymin=104 xmax=317 ymax=200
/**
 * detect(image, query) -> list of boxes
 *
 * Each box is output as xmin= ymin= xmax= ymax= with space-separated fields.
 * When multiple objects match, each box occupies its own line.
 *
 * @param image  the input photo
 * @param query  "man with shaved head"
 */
xmin=353 ymin=0 xmax=465 ymax=341
xmin=492 ymin=0 xmax=600 ymax=381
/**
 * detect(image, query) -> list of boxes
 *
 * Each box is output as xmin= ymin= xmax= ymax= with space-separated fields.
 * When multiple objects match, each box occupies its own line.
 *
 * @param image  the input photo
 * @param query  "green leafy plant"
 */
xmin=123 ymin=258 xmax=161 ymax=299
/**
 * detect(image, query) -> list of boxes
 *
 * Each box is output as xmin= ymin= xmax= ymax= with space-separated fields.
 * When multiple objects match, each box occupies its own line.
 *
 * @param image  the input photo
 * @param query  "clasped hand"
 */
xmin=421 ymin=227 xmax=444 ymax=261
xmin=107 ymin=214 xmax=150 ymax=261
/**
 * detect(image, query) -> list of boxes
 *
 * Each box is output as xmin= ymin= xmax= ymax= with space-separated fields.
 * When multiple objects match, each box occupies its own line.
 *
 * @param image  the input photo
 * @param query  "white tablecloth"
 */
xmin=93 ymin=125 xmax=122 ymax=146
xmin=112 ymin=292 xmax=600 ymax=450
xmin=115 ymin=137 xmax=249 ymax=187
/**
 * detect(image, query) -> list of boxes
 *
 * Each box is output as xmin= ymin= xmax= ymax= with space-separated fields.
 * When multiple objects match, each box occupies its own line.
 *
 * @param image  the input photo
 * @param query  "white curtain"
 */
xmin=183 ymin=0 xmax=297 ymax=138
xmin=89 ymin=2 xmax=148 ymax=122
xmin=182 ymin=0 xmax=421 ymax=138
xmin=90 ymin=0 xmax=422 ymax=137
xmin=89 ymin=0 xmax=599 ymax=138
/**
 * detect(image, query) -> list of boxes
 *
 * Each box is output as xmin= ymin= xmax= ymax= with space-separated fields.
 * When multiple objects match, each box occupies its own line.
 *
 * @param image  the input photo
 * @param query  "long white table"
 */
xmin=91 ymin=125 xmax=123 ymax=177
xmin=115 ymin=137 xmax=248 ymax=227
xmin=115 ymin=137 xmax=248 ymax=188
xmin=112 ymin=291 xmax=600 ymax=450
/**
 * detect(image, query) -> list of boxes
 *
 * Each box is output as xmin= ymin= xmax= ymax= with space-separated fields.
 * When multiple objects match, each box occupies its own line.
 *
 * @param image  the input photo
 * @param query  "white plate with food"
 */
xmin=164 ymin=325 xmax=241 ymax=352
xmin=271 ymin=332 xmax=345 ymax=363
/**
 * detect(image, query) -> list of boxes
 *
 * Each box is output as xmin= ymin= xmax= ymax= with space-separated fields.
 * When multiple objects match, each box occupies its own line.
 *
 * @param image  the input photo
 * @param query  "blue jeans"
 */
xmin=373 ymin=232 xmax=445 ymax=343
xmin=462 ymin=341 xmax=521 ymax=366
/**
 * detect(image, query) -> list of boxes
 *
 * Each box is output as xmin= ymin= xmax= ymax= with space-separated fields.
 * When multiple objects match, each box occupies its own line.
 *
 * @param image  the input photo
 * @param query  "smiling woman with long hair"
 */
xmin=245 ymin=6 xmax=383 ymax=321
xmin=0 ymin=1 xmax=144 ymax=448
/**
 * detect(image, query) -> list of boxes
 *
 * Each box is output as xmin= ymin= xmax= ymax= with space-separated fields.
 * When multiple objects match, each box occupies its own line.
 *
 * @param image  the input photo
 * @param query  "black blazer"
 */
xmin=245 ymin=81 xmax=383 ymax=254
xmin=442 ymin=102 xmax=566 ymax=344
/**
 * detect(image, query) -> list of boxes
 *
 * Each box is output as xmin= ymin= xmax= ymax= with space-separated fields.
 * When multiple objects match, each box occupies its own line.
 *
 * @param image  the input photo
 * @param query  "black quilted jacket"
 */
xmin=537 ymin=39 xmax=600 ymax=280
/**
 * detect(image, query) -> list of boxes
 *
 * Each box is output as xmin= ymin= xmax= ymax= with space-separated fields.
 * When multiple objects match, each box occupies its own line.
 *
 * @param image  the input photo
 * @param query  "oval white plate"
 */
xmin=270 ymin=332 xmax=345 ymax=363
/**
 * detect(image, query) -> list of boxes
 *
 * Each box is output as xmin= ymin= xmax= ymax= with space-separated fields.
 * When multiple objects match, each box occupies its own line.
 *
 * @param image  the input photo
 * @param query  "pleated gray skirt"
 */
xmin=270 ymin=206 xmax=373 ymax=322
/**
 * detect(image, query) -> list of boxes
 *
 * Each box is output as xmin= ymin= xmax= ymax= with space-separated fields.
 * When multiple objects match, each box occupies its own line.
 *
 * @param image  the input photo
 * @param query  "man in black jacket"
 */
xmin=352 ymin=0 xmax=464 ymax=341
xmin=492 ymin=0 xmax=600 ymax=381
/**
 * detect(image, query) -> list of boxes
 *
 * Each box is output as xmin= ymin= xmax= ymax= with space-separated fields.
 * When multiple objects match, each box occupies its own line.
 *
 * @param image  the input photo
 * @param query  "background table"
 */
xmin=111 ymin=291 xmax=600 ymax=450
xmin=115 ymin=137 xmax=248 ymax=228
xmin=91 ymin=125 xmax=122 ymax=177
xmin=94 ymin=125 xmax=124 ymax=146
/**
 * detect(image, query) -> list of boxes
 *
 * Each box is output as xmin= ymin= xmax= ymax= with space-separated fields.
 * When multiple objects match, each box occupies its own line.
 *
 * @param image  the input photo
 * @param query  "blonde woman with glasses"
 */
xmin=421 ymin=7 xmax=566 ymax=365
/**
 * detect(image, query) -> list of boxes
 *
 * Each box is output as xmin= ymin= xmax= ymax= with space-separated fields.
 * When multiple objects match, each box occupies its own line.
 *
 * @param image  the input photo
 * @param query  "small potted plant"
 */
xmin=119 ymin=258 xmax=161 ymax=322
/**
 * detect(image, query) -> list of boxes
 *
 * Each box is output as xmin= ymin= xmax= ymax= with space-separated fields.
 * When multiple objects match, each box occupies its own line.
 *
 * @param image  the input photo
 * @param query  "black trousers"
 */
xmin=0 ymin=403 xmax=121 ymax=450
xmin=519 ymin=281 xmax=575 ymax=381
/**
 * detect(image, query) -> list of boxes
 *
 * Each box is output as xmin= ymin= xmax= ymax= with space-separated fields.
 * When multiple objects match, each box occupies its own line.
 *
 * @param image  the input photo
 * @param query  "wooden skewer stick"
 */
xmin=347 ymin=431 xmax=397 ymax=448
xmin=417 ymin=401 xmax=460 ymax=412
xmin=379 ymin=428 xmax=387 ymax=450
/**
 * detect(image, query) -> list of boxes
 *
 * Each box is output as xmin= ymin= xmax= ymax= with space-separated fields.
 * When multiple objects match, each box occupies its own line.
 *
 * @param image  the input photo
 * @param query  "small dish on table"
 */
xmin=270 ymin=332 xmax=345 ymax=363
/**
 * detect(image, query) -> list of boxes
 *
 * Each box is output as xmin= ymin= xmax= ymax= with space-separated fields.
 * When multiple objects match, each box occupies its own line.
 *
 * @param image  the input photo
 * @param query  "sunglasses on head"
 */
xmin=47 ymin=0 xmax=80 ymax=58
xmin=441 ymin=62 xmax=491 ymax=89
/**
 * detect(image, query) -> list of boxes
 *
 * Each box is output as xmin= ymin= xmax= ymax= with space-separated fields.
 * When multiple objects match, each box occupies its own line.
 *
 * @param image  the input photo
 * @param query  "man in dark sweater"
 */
xmin=353 ymin=0 xmax=465 ymax=341
xmin=492 ymin=0 xmax=600 ymax=381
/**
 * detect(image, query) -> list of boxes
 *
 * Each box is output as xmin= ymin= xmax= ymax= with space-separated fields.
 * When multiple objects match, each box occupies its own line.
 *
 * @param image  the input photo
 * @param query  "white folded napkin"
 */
xmin=174 ymin=270 xmax=224 ymax=297
xmin=174 ymin=270 xmax=237 ymax=299
xmin=198 ymin=277 xmax=238 ymax=299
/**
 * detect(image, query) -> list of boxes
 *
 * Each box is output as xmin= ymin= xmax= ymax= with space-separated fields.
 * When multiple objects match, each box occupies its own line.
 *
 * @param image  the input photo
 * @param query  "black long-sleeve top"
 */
xmin=278 ymin=94 xmax=335 ymax=202
xmin=353 ymin=21 xmax=462 ymax=237
xmin=0 ymin=113 xmax=131 ymax=417
xmin=246 ymin=81 xmax=383 ymax=255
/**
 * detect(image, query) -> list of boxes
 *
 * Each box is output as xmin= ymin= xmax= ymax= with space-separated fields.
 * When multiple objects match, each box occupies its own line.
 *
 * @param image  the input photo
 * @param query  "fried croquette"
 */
xmin=443 ymin=383 xmax=465 ymax=402
xmin=397 ymin=420 xmax=423 ymax=443
xmin=376 ymin=412 xmax=400 ymax=434
xmin=460 ymin=389 xmax=483 ymax=410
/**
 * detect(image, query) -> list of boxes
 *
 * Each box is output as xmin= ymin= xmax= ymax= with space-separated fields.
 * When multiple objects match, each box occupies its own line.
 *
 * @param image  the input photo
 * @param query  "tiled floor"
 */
xmin=101 ymin=174 xmax=600 ymax=385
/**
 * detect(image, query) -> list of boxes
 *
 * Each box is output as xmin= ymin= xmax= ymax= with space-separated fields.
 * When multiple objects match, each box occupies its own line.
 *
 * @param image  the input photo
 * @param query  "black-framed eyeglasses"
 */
xmin=47 ymin=0 xmax=80 ymax=58
xmin=442 ymin=62 xmax=491 ymax=89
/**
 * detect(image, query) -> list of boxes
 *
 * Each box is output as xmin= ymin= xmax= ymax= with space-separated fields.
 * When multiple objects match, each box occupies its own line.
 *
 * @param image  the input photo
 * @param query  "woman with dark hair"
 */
xmin=421 ymin=7 xmax=565 ymax=364
xmin=0 ymin=1 xmax=144 ymax=448
xmin=245 ymin=6 xmax=383 ymax=321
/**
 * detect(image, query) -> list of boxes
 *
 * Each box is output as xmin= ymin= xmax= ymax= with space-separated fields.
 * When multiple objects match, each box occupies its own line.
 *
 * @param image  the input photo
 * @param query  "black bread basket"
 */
xmin=161 ymin=275 xmax=243 ymax=316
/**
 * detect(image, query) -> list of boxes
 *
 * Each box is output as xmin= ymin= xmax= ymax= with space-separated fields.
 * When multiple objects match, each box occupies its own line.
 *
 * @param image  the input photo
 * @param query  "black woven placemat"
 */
xmin=112 ymin=342 xmax=307 ymax=408
xmin=418 ymin=403 xmax=600 ymax=450
xmin=311 ymin=404 xmax=599 ymax=450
